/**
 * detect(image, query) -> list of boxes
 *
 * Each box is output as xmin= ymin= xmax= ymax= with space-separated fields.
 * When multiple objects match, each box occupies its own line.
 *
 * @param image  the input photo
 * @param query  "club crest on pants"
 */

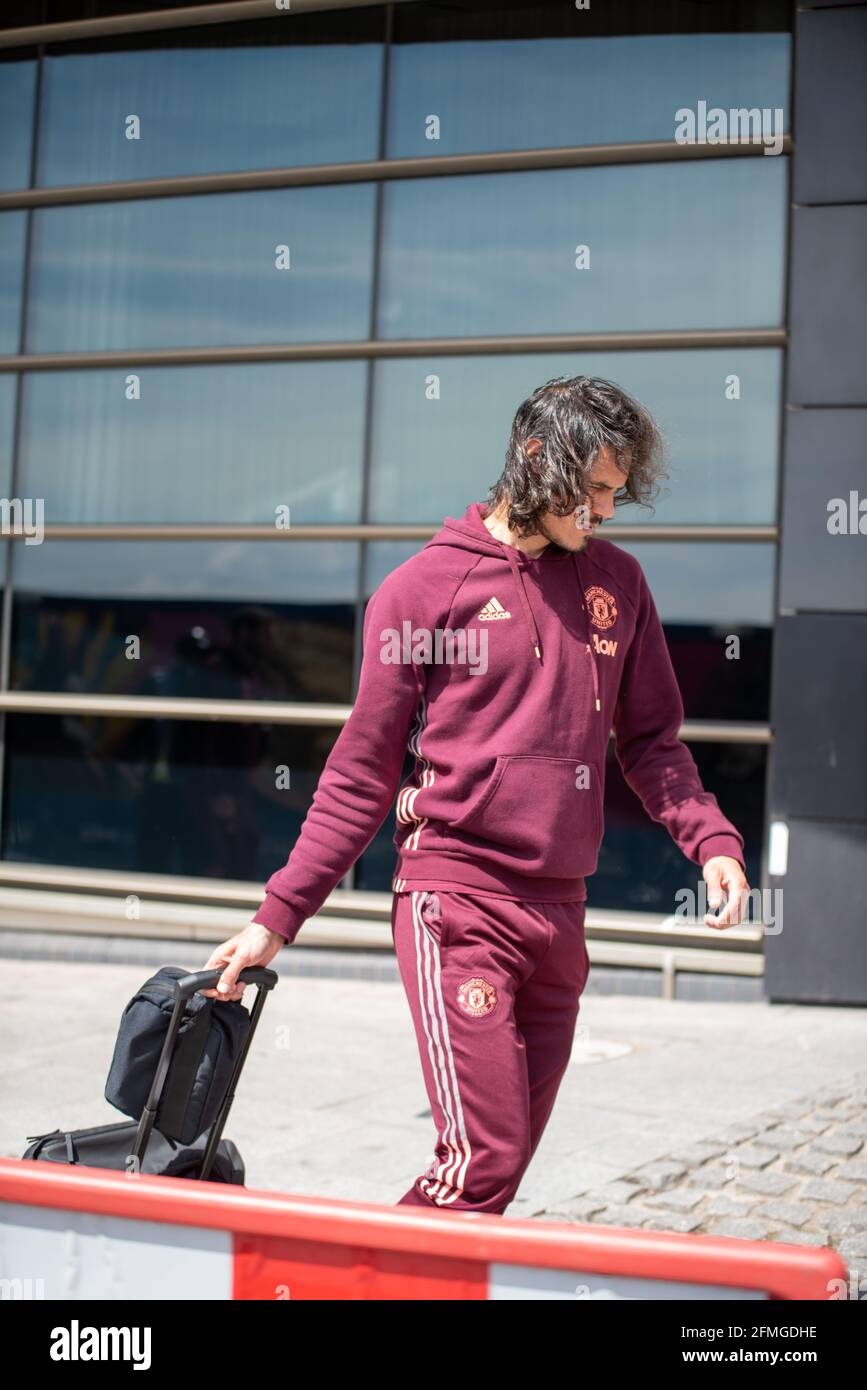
xmin=457 ymin=976 xmax=498 ymax=1017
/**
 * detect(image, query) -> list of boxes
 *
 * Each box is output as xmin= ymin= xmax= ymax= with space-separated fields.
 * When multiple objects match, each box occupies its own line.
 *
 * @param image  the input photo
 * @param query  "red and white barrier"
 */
xmin=0 ymin=1158 xmax=846 ymax=1300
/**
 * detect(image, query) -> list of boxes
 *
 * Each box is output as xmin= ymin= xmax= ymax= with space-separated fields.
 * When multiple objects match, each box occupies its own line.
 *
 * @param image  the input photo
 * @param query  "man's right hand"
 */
xmin=200 ymin=923 xmax=287 ymax=1001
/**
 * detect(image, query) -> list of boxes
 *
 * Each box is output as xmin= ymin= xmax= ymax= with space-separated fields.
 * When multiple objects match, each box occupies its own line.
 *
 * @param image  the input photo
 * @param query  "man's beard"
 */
xmin=536 ymin=516 xmax=595 ymax=552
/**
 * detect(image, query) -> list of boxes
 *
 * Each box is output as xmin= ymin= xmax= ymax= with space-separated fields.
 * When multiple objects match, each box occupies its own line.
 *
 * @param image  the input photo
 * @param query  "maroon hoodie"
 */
xmin=251 ymin=501 xmax=745 ymax=942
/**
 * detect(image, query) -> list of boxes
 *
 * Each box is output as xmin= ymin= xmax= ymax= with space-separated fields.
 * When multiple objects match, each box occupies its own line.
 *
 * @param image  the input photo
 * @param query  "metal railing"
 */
xmin=0 ymin=690 xmax=772 ymax=742
xmin=0 ymin=135 xmax=792 ymax=214
xmin=0 ymin=328 xmax=787 ymax=376
xmin=1 ymin=521 xmax=778 ymax=540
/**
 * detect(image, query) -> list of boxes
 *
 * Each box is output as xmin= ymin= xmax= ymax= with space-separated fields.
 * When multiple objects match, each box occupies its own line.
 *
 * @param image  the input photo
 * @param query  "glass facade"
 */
xmin=378 ymin=160 xmax=787 ymax=337
xmin=35 ymin=41 xmax=383 ymax=186
xmin=4 ymin=711 xmax=341 ymax=881
xmin=10 ymin=540 xmax=359 ymax=702
xmin=26 ymin=185 xmax=379 ymax=352
xmin=387 ymin=30 xmax=790 ymax=155
xmin=369 ymin=350 xmax=783 ymax=526
xmin=0 ymin=1 xmax=792 ymax=919
xmin=17 ymin=364 xmax=368 ymax=523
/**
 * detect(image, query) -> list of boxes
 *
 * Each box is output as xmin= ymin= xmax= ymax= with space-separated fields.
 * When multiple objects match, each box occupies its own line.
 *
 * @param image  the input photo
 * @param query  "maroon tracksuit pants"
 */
xmin=391 ymin=887 xmax=590 ymax=1216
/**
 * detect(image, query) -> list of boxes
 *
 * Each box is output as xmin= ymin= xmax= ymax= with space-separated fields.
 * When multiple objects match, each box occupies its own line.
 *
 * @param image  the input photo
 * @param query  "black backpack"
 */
xmin=105 ymin=965 xmax=252 ymax=1145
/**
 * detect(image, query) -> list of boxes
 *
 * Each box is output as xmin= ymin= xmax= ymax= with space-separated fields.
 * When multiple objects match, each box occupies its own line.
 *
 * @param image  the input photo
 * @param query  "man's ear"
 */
xmin=526 ymin=438 xmax=545 ymax=482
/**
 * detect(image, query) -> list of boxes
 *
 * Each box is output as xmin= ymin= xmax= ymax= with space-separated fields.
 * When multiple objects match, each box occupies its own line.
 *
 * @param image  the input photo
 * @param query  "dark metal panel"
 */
xmin=793 ymin=7 xmax=867 ymax=205
xmin=769 ymin=614 xmax=867 ymax=819
xmin=787 ymin=206 xmax=867 ymax=405
xmin=778 ymin=407 xmax=867 ymax=612
xmin=764 ymin=817 xmax=867 ymax=1004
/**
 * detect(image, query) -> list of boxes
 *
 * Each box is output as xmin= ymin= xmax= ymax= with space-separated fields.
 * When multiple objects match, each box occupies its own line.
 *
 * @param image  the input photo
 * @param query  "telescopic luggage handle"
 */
xmin=175 ymin=966 xmax=279 ymax=999
xmin=132 ymin=966 xmax=278 ymax=1180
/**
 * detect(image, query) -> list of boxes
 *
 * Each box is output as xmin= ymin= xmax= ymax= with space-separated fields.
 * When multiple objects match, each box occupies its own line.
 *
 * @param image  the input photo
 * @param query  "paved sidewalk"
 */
xmin=538 ymin=1074 xmax=867 ymax=1278
xmin=2 ymin=956 xmax=865 ymax=1293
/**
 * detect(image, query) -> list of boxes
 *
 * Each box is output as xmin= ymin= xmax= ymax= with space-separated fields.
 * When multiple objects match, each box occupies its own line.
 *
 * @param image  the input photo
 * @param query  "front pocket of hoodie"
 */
xmin=450 ymin=754 xmax=603 ymax=878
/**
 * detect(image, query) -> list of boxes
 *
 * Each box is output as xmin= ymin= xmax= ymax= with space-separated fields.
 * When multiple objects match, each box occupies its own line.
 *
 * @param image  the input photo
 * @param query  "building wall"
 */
xmin=765 ymin=2 xmax=867 ymax=1003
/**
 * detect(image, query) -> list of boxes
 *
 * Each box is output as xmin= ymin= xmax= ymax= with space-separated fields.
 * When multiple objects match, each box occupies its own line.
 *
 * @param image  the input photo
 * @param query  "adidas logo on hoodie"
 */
xmin=478 ymin=596 xmax=511 ymax=621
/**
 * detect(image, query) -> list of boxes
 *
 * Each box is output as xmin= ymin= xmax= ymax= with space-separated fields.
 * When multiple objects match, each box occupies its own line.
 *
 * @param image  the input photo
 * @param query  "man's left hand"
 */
xmin=702 ymin=856 xmax=750 ymax=930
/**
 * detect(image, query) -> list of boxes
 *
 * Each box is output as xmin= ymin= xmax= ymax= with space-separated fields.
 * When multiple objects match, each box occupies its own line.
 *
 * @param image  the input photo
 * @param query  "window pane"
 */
xmin=378 ymin=159 xmax=787 ymax=338
xmin=26 ymin=185 xmax=377 ymax=351
xmin=18 ymin=362 xmax=367 ymax=523
xmin=37 ymin=19 xmax=384 ymax=187
xmin=2 ymin=712 xmax=339 ymax=881
xmin=0 ymin=57 xmax=37 ymax=191
xmin=369 ymin=351 xmax=782 ymax=525
xmin=0 ymin=212 xmax=27 ymax=354
xmin=11 ymin=540 xmax=359 ymax=702
xmin=389 ymin=32 xmax=790 ymax=156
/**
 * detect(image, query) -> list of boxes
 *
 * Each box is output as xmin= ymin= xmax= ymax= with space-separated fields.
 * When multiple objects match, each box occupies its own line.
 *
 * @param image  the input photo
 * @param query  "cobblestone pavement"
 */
xmin=539 ymin=1069 xmax=867 ymax=1295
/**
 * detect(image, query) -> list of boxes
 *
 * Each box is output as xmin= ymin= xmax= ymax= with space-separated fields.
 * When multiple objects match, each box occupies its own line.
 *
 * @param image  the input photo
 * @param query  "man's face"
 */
xmin=531 ymin=441 xmax=629 ymax=553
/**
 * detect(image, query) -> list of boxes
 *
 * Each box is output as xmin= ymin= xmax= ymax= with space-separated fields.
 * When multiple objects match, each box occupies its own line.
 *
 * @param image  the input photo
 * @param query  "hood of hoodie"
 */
xmin=422 ymin=500 xmax=602 ymax=712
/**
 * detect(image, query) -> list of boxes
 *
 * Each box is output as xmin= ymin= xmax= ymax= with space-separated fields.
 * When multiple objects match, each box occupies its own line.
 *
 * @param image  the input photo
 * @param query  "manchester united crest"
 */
xmin=584 ymin=585 xmax=618 ymax=631
xmin=457 ymin=977 xmax=498 ymax=1017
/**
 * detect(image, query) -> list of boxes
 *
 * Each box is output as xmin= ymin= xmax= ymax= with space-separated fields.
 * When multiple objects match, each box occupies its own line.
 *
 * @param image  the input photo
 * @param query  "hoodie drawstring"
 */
xmin=503 ymin=546 xmax=542 ymax=660
xmin=501 ymin=539 xmax=601 ymax=715
xmin=435 ymin=502 xmax=600 ymax=712
xmin=574 ymin=553 xmax=601 ymax=713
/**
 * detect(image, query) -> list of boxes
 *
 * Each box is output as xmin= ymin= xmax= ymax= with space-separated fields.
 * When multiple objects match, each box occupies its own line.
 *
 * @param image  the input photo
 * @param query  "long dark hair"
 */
xmin=486 ymin=375 xmax=668 ymax=536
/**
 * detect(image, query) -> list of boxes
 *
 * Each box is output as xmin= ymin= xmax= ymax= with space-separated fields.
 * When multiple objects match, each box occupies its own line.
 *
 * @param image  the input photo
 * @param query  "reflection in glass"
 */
xmin=2 ymin=713 xmax=339 ymax=882
xmin=379 ymin=159 xmax=787 ymax=338
xmin=11 ymin=540 xmax=359 ymax=703
xmin=369 ymin=350 xmax=782 ymax=525
xmin=18 ymin=362 xmax=366 ymax=523
xmin=27 ymin=184 xmax=377 ymax=352
xmin=0 ymin=58 xmax=37 ymax=191
xmin=389 ymin=32 xmax=790 ymax=156
xmin=37 ymin=40 xmax=383 ymax=186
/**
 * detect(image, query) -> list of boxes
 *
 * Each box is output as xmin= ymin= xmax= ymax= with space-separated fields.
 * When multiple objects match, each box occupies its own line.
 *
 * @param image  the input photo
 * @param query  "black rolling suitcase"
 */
xmin=22 ymin=966 xmax=277 ymax=1184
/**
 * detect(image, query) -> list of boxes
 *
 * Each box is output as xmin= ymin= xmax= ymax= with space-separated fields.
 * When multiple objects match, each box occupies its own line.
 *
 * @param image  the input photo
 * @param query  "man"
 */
xmin=202 ymin=375 xmax=750 ymax=1216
